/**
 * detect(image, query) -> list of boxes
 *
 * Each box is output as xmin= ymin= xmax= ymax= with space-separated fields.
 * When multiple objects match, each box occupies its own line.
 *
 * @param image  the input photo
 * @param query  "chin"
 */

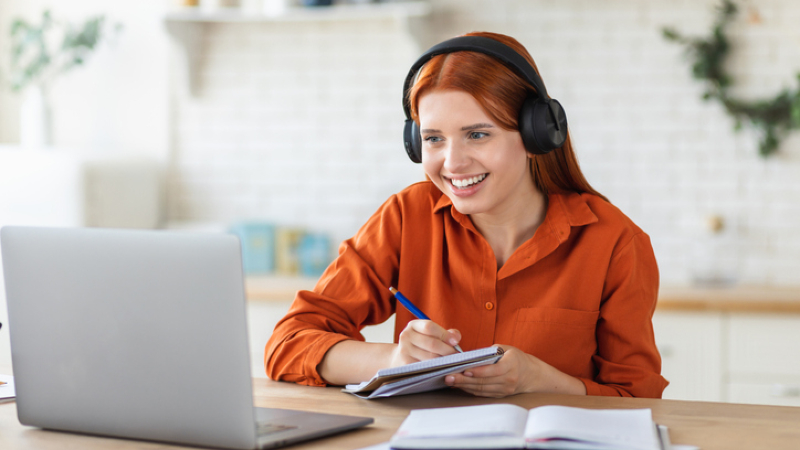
xmin=449 ymin=198 xmax=485 ymax=216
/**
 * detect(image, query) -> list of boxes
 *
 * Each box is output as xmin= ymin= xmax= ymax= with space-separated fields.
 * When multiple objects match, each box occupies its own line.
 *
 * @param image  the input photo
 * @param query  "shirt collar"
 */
xmin=433 ymin=194 xmax=452 ymax=213
xmin=433 ymin=190 xmax=599 ymax=232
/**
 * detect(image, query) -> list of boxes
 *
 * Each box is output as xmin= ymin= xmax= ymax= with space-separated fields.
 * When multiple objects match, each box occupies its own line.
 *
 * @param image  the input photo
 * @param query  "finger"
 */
xmin=446 ymin=328 xmax=462 ymax=348
xmin=446 ymin=374 xmax=513 ymax=398
xmin=405 ymin=320 xmax=459 ymax=355
xmin=446 ymin=371 xmax=514 ymax=390
xmin=397 ymin=330 xmax=454 ymax=362
xmin=463 ymin=362 xmax=504 ymax=378
xmin=408 ymin=319 xmax=447 ymax=339
xmin=402 ymin=342 xmax=451 ymax=362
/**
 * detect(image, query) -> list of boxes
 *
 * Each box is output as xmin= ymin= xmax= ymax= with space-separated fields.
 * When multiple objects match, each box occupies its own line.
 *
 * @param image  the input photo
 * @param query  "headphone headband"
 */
xmin=402 ymin=36 xmax=550 ymax=119
xmin=401 ymin=35 xmax=568 ymax=163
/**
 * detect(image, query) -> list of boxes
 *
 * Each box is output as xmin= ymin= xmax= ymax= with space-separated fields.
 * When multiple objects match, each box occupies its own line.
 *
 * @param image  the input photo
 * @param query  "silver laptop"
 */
xmin=1 ymin=226 xmax=372 ymax=449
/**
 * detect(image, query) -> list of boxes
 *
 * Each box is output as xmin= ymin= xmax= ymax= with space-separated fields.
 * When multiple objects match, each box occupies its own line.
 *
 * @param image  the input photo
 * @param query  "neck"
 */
xmin=471 ymin=186 xmax=548 ymax=270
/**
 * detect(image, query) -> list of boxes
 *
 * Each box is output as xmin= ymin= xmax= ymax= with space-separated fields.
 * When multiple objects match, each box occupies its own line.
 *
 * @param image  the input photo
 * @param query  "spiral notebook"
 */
xmin=343 ymin=346 xmax=504 ymax=399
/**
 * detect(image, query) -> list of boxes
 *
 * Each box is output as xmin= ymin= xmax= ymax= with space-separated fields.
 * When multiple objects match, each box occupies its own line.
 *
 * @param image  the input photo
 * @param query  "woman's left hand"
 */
xmin=444 ymin=345 xmax=587 ymax=398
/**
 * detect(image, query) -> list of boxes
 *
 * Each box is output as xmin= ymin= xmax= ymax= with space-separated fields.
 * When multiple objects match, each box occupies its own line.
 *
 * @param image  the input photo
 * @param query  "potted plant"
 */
xmin=6 ymin=10 xmax=120 ymax=147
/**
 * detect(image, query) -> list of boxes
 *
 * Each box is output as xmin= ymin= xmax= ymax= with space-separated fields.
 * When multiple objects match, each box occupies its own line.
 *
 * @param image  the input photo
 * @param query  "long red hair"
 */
xmin=408 ymin=31 xmax=607 ymax=202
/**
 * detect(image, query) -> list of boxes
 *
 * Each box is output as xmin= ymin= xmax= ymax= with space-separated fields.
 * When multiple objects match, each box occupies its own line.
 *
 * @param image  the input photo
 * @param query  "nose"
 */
xmin=443 ymin=140 xmax=470 ymax=173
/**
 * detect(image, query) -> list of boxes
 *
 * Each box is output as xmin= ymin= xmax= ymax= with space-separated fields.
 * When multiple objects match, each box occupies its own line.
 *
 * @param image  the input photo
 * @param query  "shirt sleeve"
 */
xmin=580 ymin=232 xmax=670 ymax=397
xmin=264 ymin=195 xmax=403 ymax=386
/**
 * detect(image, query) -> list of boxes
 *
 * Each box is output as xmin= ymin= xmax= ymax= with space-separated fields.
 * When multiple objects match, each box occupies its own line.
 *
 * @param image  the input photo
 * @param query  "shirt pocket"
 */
xmin=512 ymin=307 xmax=599 ymax=376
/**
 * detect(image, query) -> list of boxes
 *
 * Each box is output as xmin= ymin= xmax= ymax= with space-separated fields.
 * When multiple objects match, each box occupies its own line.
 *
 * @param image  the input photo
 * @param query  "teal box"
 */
xmin=229 ymin=222 xmax=275 ymax=274
xmin=298 ymin=233 xmax=331 ymax=278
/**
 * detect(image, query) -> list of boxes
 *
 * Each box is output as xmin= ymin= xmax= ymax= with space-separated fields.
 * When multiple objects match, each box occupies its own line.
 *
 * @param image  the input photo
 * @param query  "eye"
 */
xmin=468 ymin=131 xmax=488 ymax=140
xmin=423 ymin=136 xmax=443 ymax=144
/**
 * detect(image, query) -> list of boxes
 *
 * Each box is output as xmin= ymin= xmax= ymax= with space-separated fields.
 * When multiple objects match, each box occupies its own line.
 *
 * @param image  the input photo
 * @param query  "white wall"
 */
xmin=167 ymin=0 xmax=800 ymax=286
xmin=3 ymin=0 xmax=800 ymax=286
xmin=0 ymin=0 xmax=170 ymax=158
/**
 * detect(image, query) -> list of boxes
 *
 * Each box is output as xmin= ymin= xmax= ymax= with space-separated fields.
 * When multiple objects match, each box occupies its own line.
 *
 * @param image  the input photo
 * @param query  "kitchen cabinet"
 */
xmin=655 ymin=286 xmax=800 ymax=406
xmin=726 ymin=314 xmax=800 ymax=405
xmin=244 ymin=275 xmax=394 ymax=378
xmin=652 ymin=311 xmax=724 ymax=402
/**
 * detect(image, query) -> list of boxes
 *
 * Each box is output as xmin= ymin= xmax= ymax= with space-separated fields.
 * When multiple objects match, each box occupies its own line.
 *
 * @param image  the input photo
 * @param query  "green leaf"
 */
xmin=5 ymin=10 xmax=118 ymax=92
xmin=662 ymin=0 xmax=800 ymax=158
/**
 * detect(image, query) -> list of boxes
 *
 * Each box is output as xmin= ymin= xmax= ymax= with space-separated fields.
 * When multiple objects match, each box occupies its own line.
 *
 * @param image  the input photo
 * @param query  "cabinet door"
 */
xmin=652 ymin=311 xmax=724 ymax=401
xmin=246 ymin=301 xmax=396 ymax=379
xmin=247 ymin=301 xmax=294 ymax=378
xmin=727 ymin=314 xmax=800 ymax=405
xmin=728 ymin=314 xmax=800 ymax=377
xmin=727 ymin=382 xmax=800 ymax=407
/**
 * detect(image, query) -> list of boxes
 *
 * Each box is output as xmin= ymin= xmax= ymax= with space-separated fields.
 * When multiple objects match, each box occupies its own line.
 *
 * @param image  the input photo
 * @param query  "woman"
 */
xmin=265 ymin=31 xmax=668 ymax=398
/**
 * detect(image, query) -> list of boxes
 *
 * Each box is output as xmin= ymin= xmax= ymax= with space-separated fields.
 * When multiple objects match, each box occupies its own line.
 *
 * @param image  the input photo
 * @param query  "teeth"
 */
xmin=452 ymin=174 xmax=486 ymax=188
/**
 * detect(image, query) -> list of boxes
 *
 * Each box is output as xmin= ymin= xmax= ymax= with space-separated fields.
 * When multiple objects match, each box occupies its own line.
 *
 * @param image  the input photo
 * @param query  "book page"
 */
xmin=394 ymin=404 xmax=529 ymax=439
xmin=524 ymin=406 xmax=659 ymax=450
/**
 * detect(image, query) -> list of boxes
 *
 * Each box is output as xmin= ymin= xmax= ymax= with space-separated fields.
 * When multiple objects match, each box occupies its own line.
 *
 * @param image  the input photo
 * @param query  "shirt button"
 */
xmin=484 ymin=302 xmax=494 ymax=310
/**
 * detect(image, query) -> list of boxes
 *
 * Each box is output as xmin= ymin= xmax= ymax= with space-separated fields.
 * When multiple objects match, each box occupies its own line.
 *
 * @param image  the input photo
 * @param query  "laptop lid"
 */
xmin=1 ymin=226 xmax=371 ymax=449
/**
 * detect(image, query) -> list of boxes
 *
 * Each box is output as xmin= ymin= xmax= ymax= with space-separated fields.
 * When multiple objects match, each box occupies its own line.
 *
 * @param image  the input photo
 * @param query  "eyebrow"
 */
xmin=420 ymin=123 xmax=496 ymax=134
xmin=462 ymin=123 xmax=495 ymax=131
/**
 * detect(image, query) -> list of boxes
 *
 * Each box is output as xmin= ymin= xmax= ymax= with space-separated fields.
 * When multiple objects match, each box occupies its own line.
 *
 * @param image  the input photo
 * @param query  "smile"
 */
xmin=449 ymin=174 xmax=487 ymax=189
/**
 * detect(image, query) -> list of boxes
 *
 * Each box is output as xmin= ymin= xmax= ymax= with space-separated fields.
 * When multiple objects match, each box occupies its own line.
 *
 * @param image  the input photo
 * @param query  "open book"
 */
xmin=342 ymin=346 xmax=504 ymax=399
xmin=390 ymin=404 xmax=670 ymax=450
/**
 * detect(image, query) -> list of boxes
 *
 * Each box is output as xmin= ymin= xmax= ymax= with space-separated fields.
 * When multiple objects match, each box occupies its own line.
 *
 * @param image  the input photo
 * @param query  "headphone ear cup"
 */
xmin=403 ymin=119 xmax=422 ymax=163
xmin=519 ymin=97 xmax=568 ymax=155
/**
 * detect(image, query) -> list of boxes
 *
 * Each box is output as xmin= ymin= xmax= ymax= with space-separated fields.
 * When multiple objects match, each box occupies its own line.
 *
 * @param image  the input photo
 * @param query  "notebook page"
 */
xmin=376 ymin=346 xmax=501 ymax=377
xmin=524 ymin=406 xmax=659 ymax=450
xmin=365 ymin=354 xmax=504 ymax=398
xmin=395 ymin=404 xmax=528 ymax=439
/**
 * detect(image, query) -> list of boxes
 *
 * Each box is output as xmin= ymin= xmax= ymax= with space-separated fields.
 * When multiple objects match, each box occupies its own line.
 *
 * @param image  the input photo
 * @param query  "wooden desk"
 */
xmin=2 ymin=379 xmax=800 ymax=450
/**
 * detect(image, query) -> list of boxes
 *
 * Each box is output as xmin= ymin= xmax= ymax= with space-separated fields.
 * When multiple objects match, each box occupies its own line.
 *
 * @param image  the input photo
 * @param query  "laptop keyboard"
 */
xmin=256 ymin=423 xmax=298 ymax=436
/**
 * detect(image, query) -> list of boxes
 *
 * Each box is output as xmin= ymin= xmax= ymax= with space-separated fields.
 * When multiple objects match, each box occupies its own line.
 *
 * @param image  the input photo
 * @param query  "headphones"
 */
xmin=402 ymin=36 xmax=568 ymax=164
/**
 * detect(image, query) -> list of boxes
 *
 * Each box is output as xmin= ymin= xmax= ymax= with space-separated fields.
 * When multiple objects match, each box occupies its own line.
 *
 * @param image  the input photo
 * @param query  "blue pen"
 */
xmin=389 ymin=287 xmax=463 ymax=353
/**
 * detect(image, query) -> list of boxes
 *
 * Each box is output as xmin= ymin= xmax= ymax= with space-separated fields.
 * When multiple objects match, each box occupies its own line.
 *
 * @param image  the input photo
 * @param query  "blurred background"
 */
xmin=1 ymin=0 xmax=800 ymax=404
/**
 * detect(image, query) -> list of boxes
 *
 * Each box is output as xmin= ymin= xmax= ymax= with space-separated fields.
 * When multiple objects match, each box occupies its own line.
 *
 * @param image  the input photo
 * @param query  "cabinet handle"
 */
xmin=771 ymin=384 xmax=800 ymax=398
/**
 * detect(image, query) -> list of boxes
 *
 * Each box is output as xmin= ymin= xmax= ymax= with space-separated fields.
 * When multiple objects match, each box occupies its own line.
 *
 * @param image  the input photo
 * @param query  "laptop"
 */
xmin=0 ymin=226 xmax=373 ymax=449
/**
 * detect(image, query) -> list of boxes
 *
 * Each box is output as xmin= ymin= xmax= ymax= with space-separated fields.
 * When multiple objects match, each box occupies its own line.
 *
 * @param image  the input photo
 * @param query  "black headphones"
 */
xmin=402 ymin=36 xmax=568 ymax=164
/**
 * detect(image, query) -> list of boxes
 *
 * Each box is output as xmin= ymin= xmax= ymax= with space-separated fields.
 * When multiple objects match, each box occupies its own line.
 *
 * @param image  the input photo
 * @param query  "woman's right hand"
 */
xmin=389 ymin=319 xmax=462 ymax=367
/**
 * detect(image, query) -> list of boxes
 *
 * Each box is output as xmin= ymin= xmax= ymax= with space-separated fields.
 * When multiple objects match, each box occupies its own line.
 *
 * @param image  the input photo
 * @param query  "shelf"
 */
xmin=165 ymin=1 xmax=431 ymax=23
xmin=164 ymin=1 xmax=432 ymax=95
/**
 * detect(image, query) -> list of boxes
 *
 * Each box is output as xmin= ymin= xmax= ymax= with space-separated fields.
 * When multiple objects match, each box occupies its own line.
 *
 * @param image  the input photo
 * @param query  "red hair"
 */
xmin=408 ymin=31 xmax=607 ymax=202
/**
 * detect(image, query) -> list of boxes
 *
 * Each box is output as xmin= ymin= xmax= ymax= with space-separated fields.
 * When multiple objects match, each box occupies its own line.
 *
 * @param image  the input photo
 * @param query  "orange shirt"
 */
xmin=265 ymin=181 xmax=669 ymax=398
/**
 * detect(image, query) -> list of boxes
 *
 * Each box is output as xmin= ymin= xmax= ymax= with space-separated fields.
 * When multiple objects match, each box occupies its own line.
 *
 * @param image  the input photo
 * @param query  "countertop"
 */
xmin=245 ymin=275 xmax=800 ymax=313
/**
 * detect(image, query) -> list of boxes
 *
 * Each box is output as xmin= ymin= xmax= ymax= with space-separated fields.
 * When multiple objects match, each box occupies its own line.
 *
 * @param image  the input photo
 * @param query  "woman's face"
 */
xmin=418 ymin=89 xmax=537 ymax=219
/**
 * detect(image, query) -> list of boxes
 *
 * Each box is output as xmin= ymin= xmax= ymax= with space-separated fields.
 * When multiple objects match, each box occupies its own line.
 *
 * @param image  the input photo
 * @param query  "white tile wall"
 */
xmin=168 ymin=0 xmax=800 ymax=286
